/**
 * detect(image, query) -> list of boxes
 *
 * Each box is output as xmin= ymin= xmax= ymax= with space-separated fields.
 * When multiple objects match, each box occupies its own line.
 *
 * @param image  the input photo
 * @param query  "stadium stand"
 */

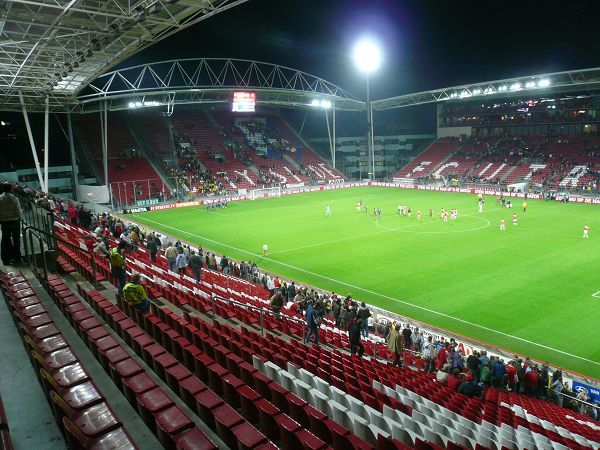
xmin=75 ymin=115 xmax=165 ymax=204
xmin=392 ymin=138 xmax=462 ymax=181
xmin=31 ymin=201 xmax=596 ymax=450
xmin=393 ymin=135 xmax=600 ymax=192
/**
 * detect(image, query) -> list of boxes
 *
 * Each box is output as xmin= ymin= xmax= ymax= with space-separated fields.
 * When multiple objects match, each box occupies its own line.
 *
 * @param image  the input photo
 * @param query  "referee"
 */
xmin=0 ymin=182 xmax=23 ymax=266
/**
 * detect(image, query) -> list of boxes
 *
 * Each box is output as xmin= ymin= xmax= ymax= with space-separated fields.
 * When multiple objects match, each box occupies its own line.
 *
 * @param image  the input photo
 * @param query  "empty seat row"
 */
xmin=0 ymin=270 xmax=137 ymax=449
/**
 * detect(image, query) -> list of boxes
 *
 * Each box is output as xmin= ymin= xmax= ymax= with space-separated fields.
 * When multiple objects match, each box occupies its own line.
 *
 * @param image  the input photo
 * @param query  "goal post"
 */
xmin=249 ymin=186 xmax=282 ymax=200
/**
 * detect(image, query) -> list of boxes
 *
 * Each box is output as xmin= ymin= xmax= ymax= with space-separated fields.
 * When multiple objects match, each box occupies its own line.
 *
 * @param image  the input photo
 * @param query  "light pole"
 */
xmin=353 ymin=38 xmax=382 ymax=181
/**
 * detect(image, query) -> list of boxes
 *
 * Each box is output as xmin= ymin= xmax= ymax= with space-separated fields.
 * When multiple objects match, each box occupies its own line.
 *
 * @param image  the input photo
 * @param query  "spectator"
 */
xmin=412 ymin=327 xmax=424 ymax=353
xmin=436 ymin=363 xmax=451 ymax=383
xmin=447 ymin=368 xmax=464 ymax=391
xmin=93 ymin=237 xmax=108 ymax=258
xmin=505 ymin=360 xmax=518 ymax=391
xmin=175 ymin=248 xmax=187 ymax=275
xmin=467 ymin=351 xmax=482 ymax=383
xmin=386 ymin=323 xmax=403 ymax=367
xmin=524 ymin=364 xmax=539 ymax=396
xmin=220 ymin=255 xmax=229 ymax=273
xmin=0 ymin=182 xmax=22 ymax=266
xmin=480 ymin=362 xmax=490 ymax=386
xmin=269 ymin=290 xmax=284 ymax=318
xmin=402 ymin=324 xmax=413 ymax=350
xmin=357 ymin=302 xmax=371 ymax=338
xmin=188 ymin=250 xmax=202 ymax=282
xmin=110 ymin=241 xmax=128 ymax=296
xmin=490 ymin=357 xmax=507 ymax=390
xmin=122 ymin=273 xmax=150 ymax=312
xmin=349 ymin=319 xmax=364 ymax=357
xmin=146 ymin=233 xmax=158 ymax=262
xmin=164 ymin=243 xmax=178 ymax=272
xmin=551 ymin=371 xmax=564 ymax=407
xmin=422 ymin=336 xmax=435 ymax=373
xmin=304 ymin=301 xmax=319 ymax=345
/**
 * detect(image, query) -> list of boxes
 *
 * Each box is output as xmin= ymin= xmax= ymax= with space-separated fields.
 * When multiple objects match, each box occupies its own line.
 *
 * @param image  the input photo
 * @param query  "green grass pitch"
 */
xmin=130 ymin=187 xmax=600 ymax=378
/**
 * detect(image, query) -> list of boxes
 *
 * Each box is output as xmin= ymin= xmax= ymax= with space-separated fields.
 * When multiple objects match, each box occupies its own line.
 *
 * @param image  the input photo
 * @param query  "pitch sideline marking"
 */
xmin=593 ymin=291 xmax=600 ymax=298
xmin=132 ymin=214 xmax=600 ymax=367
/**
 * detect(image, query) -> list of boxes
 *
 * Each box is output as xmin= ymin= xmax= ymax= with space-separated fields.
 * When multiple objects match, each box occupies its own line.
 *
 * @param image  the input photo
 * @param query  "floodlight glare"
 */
xmin=352 ymin=38 xmax=382 ymax=73
xmin=311 ymin=99 xmax=320 ymax=107
xmin=510 ymin=82 xmax=522 ymax=91
xmin=525 ymin=81 xmax=536 ymax=89
xmin=128 ymin=102 xmax=136 ymax=108
xmin=320 ymin=100 xmax=332 ymax=109
xmin=538 ymin=78 xmax=551 ymax=87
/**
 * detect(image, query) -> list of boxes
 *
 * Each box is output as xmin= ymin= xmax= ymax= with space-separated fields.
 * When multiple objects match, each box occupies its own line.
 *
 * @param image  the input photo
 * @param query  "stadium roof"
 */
xmin=74 ymin=58 xmax=365 ymax=113
xmin=0 ymin=0 xmax=249 ymax=112
xmin=371 ymin=67 xmax=600 ymax=111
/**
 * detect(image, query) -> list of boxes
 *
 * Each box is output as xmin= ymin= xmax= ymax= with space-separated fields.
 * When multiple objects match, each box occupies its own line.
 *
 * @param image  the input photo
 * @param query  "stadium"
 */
xmin=0 ymin=1 xmax=598 ymax=449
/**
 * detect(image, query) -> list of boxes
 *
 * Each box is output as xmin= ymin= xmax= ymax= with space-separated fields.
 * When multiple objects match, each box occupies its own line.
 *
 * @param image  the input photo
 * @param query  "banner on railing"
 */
xmin=77 ymin=184 xmax=110 ymax=204
xmin=572 ymin=381 xmax=600 ymax=405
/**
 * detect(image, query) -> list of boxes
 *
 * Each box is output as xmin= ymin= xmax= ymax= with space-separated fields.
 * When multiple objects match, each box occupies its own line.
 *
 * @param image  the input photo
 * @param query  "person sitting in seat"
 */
xmin=122 ymin=273 xmax=150 ymax=312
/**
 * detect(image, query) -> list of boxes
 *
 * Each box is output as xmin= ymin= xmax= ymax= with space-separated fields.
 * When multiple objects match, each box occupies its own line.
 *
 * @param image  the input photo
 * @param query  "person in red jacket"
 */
xmin=437 ymin=342 xmax=449 ymax=370
xmin=67 ymin=202 xmax=77 ymax=224
xmin=505 ymin=360 xmax=518 ymax=391
xmin=447 ymin=368 xmax=464 ymax=391
xmin=524 ymin=365 xmax=540 ymax=396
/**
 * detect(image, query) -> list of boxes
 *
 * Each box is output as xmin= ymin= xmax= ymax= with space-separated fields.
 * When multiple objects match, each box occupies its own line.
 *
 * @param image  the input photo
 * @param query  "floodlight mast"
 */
xmin=353 ymin=38 xmax=382 ymax=181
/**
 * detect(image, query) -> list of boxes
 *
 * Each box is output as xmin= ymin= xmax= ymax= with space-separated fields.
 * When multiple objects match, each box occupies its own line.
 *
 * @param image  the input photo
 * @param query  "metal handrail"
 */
xmin=211 ymin=293 xmax=307 ymax=340
xmin=22 ymin=224 xmax=100 ymax=289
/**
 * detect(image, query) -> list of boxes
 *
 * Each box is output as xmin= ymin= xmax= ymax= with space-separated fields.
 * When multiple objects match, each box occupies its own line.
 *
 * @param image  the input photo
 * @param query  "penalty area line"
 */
xmin=131 ymin=214 xmax=600 ymax=367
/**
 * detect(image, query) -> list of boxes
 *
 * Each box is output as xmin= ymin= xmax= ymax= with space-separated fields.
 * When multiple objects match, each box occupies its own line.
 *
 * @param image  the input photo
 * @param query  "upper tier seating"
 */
xmin=76 ymin=115 xmax=164 ymax=203
xmin=396 ymin=135 xmax=600 ymax=189
xmin=54 ymin=218 xmax=600 ymax=450
xmin=171 ymin=112 xmax=259 ymax=191
xmin=108 ymin=158 xmax=165 ymax=205
xmin=211 ymin=113 xmax=310 ymax=187
xmin=131 ymin=112 xmax=173 ymax=155
xmin=269 ymin=115 xmax=345 ymax=182
xmin=393 ymin=138 xmax=461 ymax=179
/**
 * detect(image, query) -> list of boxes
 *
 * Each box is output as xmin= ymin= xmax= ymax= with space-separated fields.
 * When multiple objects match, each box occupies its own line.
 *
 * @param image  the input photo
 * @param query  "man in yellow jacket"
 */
xmin=122 ymin=273 xmax=150 ymax=312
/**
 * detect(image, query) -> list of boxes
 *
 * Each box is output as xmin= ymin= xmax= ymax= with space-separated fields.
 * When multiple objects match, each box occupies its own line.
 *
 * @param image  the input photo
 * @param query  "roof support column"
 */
xmin=100 ymin=102 xmax=108 ymax=187
xmin=66 ymin=112 xmax=79 ymax=198
xmin=332 ymin=101 xmax=336 ymax=169
xmin=18 ymin=91 xmax=45 ymax=192
xmin=44 ymin=96 xmax=50 ymax=193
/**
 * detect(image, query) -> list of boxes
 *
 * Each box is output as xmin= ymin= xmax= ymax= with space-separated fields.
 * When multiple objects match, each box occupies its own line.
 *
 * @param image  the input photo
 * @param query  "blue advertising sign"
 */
xmin=572 ymin=381 xmax=600 ymax=405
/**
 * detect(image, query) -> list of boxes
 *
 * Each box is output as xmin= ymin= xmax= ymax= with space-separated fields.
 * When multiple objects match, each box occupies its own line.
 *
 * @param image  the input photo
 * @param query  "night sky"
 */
xmin=2 ymin=0 xmax=598 ymax=168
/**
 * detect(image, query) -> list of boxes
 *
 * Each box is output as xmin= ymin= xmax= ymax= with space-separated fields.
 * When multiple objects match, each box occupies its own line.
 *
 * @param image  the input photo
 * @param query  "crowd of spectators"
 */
xmin=3 ymin=179 xmax=598 ymax=421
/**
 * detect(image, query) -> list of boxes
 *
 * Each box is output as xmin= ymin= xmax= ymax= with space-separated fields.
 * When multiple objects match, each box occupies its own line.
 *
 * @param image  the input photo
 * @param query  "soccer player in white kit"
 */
xmin=262 ymin=243 xmax=269 ymax=256
xmin=478 ymin=199 xmax=484 ymax=214
xmin=583 ymin=225 xmax=589 ymax=238
xmin=325 ymin=205 xmax=331 ymax=216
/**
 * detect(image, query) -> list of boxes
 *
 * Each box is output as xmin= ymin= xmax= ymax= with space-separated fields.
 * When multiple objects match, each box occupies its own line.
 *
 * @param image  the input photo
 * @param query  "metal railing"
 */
xmin=22 ymin=224 xmax=100 ymax=289
xmin=18 ymin=195 xmax=55 ymax=249
xmin=211 ymin=293 xmax=307 ymax=340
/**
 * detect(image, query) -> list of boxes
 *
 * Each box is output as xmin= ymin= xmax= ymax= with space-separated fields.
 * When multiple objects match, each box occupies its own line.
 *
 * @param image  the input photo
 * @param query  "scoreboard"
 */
xmin=232 ymin=91 xmax=256 ymax=112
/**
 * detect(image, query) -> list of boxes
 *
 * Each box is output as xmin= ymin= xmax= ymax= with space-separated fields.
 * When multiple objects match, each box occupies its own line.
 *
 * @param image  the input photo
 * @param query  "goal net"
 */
xmin=249 ymin=186 xmax=282 ymax=200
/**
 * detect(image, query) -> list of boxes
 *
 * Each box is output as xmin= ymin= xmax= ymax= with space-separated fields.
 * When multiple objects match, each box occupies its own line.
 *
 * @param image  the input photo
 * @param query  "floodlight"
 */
xmin=0 ymin=121 xmax=5 ymax=126
xmin=320 ymin=100 xmax=332 ymax=109
xmin=352 ymin=38 xmax=382 ymax=73
xmin=311 ymin=99 xmax=320 ymax=107
xmin=498 ymin=85 xmax=508 ymax=91
xmin=128 ymin=102 xmax=136 ymax=108
xmin=510 ymin=83 xmax=522 ymax=91
xmin=538 ymin=79 xmax=551 ymax=87
xmin=525 ymin=81 xmax=536 ymax=89
xmin=134 ymin=101 xmax=142 ymax=107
